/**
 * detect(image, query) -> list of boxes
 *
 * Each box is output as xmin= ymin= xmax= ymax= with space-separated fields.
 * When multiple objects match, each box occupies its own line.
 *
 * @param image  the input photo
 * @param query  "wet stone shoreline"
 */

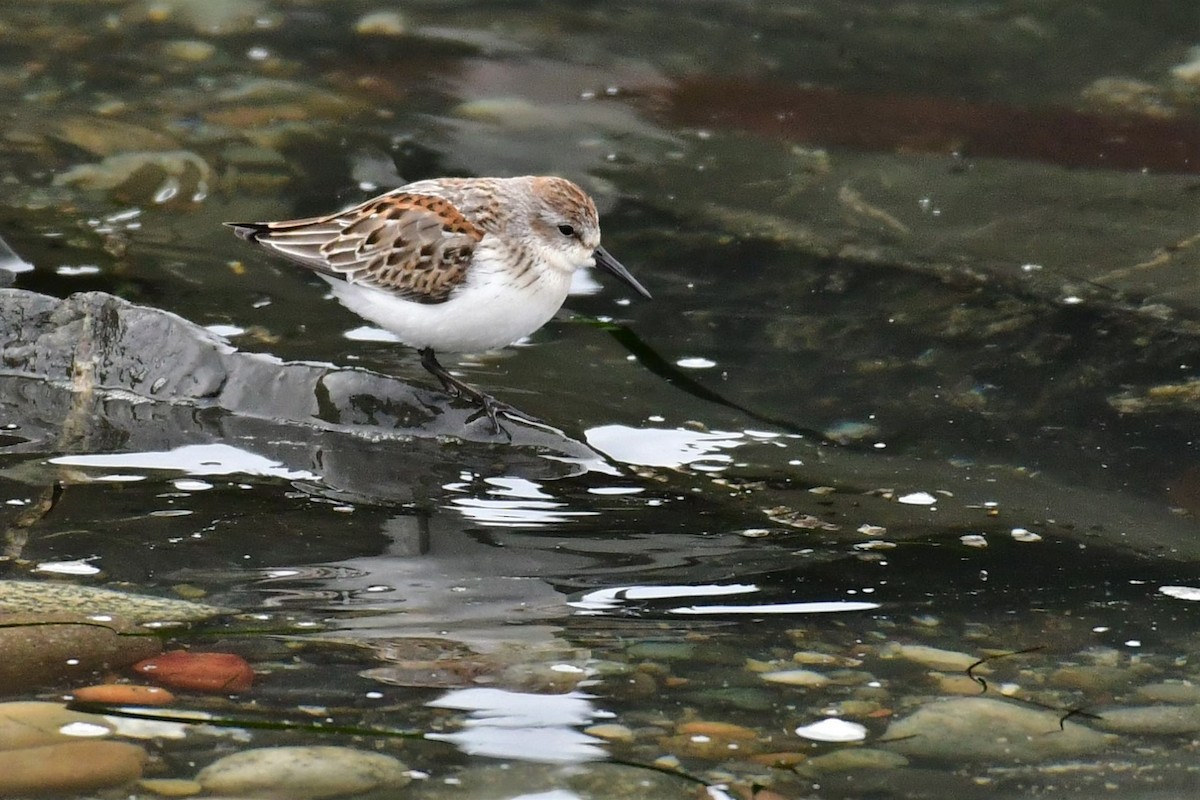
xmin=0 ymin=1 xmax=1197 ymax=798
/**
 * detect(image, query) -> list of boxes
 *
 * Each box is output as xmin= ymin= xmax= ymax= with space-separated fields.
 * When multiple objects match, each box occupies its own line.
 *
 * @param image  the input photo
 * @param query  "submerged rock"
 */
xmin=883 ymin=697 xmax=1113 ymax=762
xmin=0 ymin=290 xmax=602 ymax=511
xmin=0 ymin=612 xmax=161 ymax=692
xmin=132 ymin=651 xmax=254 ymax=694
xmin=0 ymin=580 xmax=228 ymax=623
xmin=1136 ymin=680 xmax=1200 ymax=704
xmin=799 ymin=747 xmax=907 ymax=774
xmin=53 ymin=117 xmax=180 ymax=157
xmin=760 ymin=668 xmax=831 ymax=687
xmin=0 ymin=289 xmax=598 ymax=453
xmin=0 ymin=701 xmax=114 ymax=750
xmin=0 ymin=740 xmax=146 ymax=795
xmin=583 ymin=723 xmax=634 ymax=743
xmin=879 ymin=642 xmax=988 ymax=672
xmin=1092 ymin=704 xmax=1200 ymax=735
xmin=53 ymin=150 xmax=212 ymax=204
xmin=196 ymin=746 xmax=409 ymax=799
xmin=138 ymin=778 xmax=203 ymax=796
xmin=71 ymin=684 xmax=175 ymax=706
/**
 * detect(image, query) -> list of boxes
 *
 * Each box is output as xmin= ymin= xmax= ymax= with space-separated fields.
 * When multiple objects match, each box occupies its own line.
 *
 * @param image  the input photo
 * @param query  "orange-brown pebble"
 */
xmin=663 ymin=676 xmax=690 ymax=688
xmin=72 ymin=684 xmax=176 ymax=706
xmin=132 ymin=651 xmax=254 ymax=694
xmin=138 ymin=778 xmax=203 ymax=797
xmin=0 ymin=740 xmax=146 ymax=794
xmin=677 ymin=720 xmax=758 ymax=740
xmin=748 ymin=751 xmax=809 ymax=767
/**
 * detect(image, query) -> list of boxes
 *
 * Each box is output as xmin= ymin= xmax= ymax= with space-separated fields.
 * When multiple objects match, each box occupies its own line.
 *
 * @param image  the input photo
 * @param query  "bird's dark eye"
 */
xmin=557 ymin=224 xmax=576 ymax=237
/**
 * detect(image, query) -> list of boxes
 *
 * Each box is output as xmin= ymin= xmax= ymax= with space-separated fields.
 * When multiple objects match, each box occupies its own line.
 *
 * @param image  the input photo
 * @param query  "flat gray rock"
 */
xmin=0 ymin=581 xmax=226 ymax=623
xmin=883 ymin=697 xmax=1114 ymax=762
xmin=1093 ymin=704 xmax=1200 ymax=735
xmin=0 ymin=289 xmax=600 ymax=505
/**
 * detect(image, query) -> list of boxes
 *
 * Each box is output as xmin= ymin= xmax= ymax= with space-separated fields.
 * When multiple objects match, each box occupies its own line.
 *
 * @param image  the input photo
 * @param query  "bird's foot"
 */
xmin=419 ymin=347 xmax=542 ymax=438
xmin=466 ymin=394 xmax=544 ymax=439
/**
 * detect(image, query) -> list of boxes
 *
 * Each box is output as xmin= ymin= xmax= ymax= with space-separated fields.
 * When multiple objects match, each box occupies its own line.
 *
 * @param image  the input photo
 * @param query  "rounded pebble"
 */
xmin=196 ymin=745 xmax=409 ymax=799
xmin=801 ymin=747 xmax=908 ymax=774
xmin=139 ymin=777 xmax=203 ymax=796
xmin=0 ymin=702 xmax=114 ymax=751
xmin=677 ymin=720 xmax=757 ymax=739
xmin=72 ymin=684 xmax=175 ymax=706
xmin=0 ymin=612 xmax=161 ymax=692
xmin=930 ymin=672 xmax=986 ymax=695
xmin=1093 ymin=704 xmax=1200 ymax=735
xmin=584 ymin=723 xmax=635 ymax=742
xmin=1136 ymin=680 xmax=1200 ymax=704
xmin=884 ymin=697 xmax=1112 ymax=761
xmin=760 ymin=669 xmax=831 ymax=687
xmin=1049 ymin=665 xmax=1136 ymax=692
xmin=880 ymin=642 xmax=987 ymax=672
xmin=794 ymin=651 xmax=856 ymax=667
xmin=0 ymin=740 xmax=146 ymax=794
xmin=133 ymin=651 xmax=254 ymax=693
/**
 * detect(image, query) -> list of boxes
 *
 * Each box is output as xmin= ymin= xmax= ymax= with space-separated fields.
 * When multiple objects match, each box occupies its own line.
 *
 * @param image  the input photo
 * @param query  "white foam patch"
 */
xmin=50 ymin=444 xmax=316 ymax=480
xmin=668 ymin=601 xmax=880 ymax=615
xmin=204 ymin=324 xmax=245 ymax=337
xmin=450 ymin=498 xmax=597 ymax=527
xmin=58 ymin=722 xmax=111 ymax=738
xmin=426 ymin=689 xmax=606 ymax=764
xmin=173 ymin=479 xmax=213 ymax=491
xmin=585 ymin=425 xmax=743 ymax=469
xmin=569 ymin=583 xmax=757 ymax=611
xmin=794 ymin=718 xmax=867 ymax=742
xmin=35 ymin=560 xmax=100 ymax=576
xmin=1160 ymin=585 xmax=1200 ymax=601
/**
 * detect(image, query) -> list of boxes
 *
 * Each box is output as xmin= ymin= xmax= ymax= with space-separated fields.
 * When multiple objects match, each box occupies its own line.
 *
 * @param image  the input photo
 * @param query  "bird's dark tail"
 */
xmin=223 ymin=222 xmax=270 ymax=242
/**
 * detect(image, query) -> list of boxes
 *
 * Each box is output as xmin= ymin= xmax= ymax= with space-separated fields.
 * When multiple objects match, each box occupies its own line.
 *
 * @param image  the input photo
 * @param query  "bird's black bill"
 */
xmin=594 ymin=246 xmax=652 ymax=299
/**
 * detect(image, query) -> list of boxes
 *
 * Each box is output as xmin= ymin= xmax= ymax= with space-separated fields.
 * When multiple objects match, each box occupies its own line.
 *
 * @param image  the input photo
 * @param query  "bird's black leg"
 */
xmin=418 ymin=347 xmax=542 ymax=436
xmin=419 ymin=347 xmax=460 ymax=396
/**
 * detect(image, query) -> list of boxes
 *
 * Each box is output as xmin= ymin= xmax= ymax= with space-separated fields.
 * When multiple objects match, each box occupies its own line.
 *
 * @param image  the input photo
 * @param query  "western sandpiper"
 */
xmin=227 ymin=175 xmax=651 ymax=433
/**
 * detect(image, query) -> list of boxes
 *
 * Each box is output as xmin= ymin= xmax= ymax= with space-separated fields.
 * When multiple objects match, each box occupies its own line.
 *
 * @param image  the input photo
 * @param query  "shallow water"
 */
xmin=1 ymin=1 xmax=1200 ymax=797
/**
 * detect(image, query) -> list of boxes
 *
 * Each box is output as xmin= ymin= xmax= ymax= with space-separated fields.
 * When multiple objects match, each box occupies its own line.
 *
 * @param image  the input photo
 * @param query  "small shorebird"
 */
xmin=227 ymin=175 xmax=651 ymax=433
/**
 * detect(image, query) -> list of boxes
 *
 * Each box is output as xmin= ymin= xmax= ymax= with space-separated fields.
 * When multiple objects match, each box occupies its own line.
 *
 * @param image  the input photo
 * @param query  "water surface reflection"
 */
xmin=0 ymin=0 xmax=1199 ymax=796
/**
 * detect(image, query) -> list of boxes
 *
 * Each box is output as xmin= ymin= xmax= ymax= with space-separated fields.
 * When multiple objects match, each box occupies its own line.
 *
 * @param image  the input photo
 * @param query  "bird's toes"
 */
xmin=466 ymin=396 xmax=541 ymax=437
xmin=466 ymin=402 xmax=510 ymax=439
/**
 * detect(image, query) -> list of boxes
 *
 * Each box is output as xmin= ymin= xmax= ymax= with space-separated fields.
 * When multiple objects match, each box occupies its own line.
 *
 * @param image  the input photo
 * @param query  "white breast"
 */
xmin=323 ymin=238 xmax=574 ymax=353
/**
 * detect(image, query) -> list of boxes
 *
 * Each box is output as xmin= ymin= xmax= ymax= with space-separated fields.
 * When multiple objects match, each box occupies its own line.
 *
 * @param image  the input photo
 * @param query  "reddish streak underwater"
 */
xmin=655 ymin=77 xmax=1200 ymax=174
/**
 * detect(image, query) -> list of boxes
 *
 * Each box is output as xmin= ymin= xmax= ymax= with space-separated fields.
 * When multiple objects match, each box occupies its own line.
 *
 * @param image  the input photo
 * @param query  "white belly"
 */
xmin=323 ymin=263 xmax=572 ymax=354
